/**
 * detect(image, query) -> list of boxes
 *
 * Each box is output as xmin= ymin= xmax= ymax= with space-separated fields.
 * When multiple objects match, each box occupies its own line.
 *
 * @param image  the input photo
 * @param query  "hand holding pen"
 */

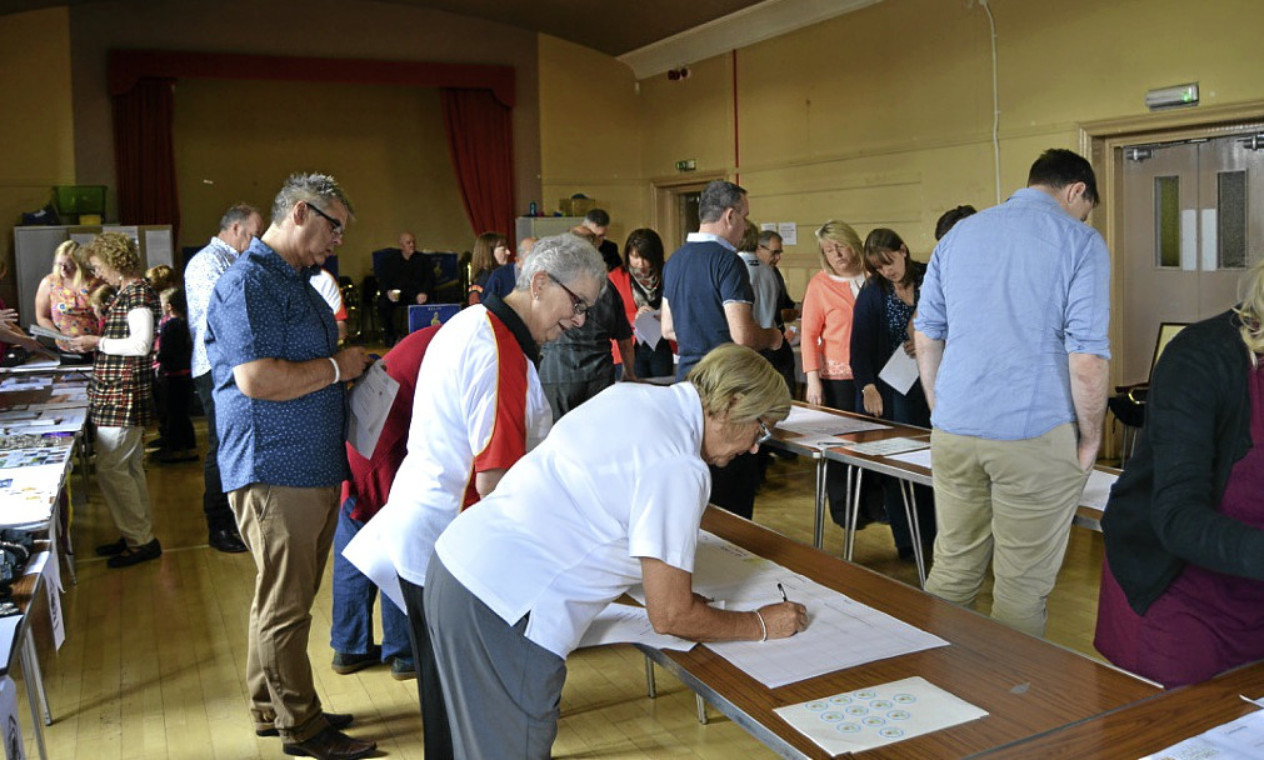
xmin=756 ymin=582 xmax=808 ymax=640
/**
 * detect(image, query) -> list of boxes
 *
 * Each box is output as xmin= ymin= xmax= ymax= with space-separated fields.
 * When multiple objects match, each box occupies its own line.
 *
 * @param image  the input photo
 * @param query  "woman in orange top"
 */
xmin=800 ymin=220 xmax=875 ymax=527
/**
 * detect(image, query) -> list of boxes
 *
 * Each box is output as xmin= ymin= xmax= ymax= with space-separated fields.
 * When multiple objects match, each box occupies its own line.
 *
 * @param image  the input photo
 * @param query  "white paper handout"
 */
xmin=888 ymin=448 xmax=932 ymax=470
xmin=1080 ymin=469 xmax=1119 ymax=512
xmin=778 ymin=406 xmax=891 ymax=449
xmin=346 ymin=361 xmax=400 ymax=458
xmin=578 ymin=604 xmax=696 ymax=652
xmin=843 ymin=437 xmax=930 ymax=457
xmin=774 ymin=677 xmax=988 ymax=756
xmin=1141 ymin=701 xmax=1264 ymax=759
xmin=878 ymin=345 xmax=920 ymax=395
xmin=633 ymin=310 xmax=662 ymax=350
xmin=627 ymin=533 xmax=948 ymax=688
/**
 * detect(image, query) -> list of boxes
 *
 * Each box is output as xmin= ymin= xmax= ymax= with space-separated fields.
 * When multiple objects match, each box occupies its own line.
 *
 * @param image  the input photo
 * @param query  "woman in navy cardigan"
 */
xmin=850 ymin=228 xmax=935 ymax=560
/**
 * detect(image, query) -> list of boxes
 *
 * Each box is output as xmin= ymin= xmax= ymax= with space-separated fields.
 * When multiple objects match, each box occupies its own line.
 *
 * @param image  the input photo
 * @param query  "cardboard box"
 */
xmin=559 ymin=197 xmax=598 ymax=217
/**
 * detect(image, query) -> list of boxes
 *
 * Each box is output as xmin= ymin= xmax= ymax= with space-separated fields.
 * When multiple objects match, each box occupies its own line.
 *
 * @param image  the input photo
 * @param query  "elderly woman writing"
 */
xmin=349 ymin=233 xmax=607 ymax=760
xmin=1096 ymin=257 xmax=1264 ymax=687
xmin=67 ymin=233 xmax=162 ymax=568
xmin=424 ymin=343 xmax=808 ymax=758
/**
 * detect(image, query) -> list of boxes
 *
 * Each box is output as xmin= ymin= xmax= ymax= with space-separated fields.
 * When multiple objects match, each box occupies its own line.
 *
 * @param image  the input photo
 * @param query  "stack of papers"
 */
xmin=777 ymin=406 xmax=891 ymax=449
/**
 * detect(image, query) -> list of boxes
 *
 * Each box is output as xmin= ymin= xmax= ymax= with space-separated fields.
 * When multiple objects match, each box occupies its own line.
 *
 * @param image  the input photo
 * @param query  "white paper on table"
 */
xmin=342 ymin=527 xmax=407 ymax=616
xmin=1141 ymin=703 xmax=1264 ymax=759
xmin=626 ymin=533 xmax=949 ymax=688
xmin=24 ymin=552 xmax=63 ymax=650
xmin=878 ymin=345 xmax=920 ymax=395
xmin=633 ymin=311 xmax=662 ymax=350
xmin=888 ymin=448 xmax=933 ymax=470
xmin=577 ymin=604 xmax=696 ymax=651
xmin=779 ymin=406 xmax=891 ymax=438
xmin=346 ymin=361 xmax=400 ymax=458
xmin=0 ymin=674 xmax=23 ymax=759
xmin=844 ymin=437 xmax=930 ymax=457
xmin=1080 ymin=469 xmax=1118 ymax=512
xmin=774 ymin=677 xmax=987 ymax=756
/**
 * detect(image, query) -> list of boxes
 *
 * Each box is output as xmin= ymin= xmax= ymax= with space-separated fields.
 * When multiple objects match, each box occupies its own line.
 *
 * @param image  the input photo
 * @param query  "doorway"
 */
xmin=1118 ymin=133 xmax=1264 ymax=383
xmin=653 ymin=174 xmax=725 ymax=253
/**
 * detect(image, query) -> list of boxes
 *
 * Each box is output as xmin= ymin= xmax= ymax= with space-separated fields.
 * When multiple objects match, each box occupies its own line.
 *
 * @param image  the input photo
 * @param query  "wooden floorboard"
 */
xmin=25 ymin=416 xmax=1109 ymax=759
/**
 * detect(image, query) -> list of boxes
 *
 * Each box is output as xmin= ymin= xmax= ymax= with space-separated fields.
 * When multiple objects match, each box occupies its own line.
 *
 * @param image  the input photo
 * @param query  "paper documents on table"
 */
xmin=346 ymin=361 xmax=400 ymax=458
xmin=1141 ymin=699 xmax=1264 ymax=759
xmin=878 ymin=345 xmax=920 ymax=395
xmin=633 ymin=311 xmax=662 ymax=350
xmin=778 ymin=405 xmax=890 ymax=448
xmin=1080 ymin=469 xmax=1118 ymax=512
xmin=843 ymin=437 xmax=930 ymax=457
xmin=774 ymin=677 xmax=987 ymax=756
xmin=578 ymin=605 xmax=696 ymax=652
xmin=887 ymin=448 xmax=933 ymax=470
xmin=626 ymin=533 xmax=948 ymax=688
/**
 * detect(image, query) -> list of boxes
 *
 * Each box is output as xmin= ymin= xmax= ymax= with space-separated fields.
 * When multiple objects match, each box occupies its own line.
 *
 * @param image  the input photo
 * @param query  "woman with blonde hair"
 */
xmin=1096 ymin=256 xmax=1264 ymax=687
xmin=35 ymin=239 xmax=101 ymax=352
xmin=466 ymin=231 xmax=510 ymax=305
xmin=801 ymin=220 xmax=877 ymax=527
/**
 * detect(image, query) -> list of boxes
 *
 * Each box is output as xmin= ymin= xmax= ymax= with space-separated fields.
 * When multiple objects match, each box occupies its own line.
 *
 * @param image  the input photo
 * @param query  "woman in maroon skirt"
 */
xmin=1096 ymin=259 xmax=1264 ymax=688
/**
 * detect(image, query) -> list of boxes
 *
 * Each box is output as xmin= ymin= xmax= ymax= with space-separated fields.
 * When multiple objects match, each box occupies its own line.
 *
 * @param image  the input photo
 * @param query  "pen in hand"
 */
xmin=777 ymin=582 xmax=788 ymax=602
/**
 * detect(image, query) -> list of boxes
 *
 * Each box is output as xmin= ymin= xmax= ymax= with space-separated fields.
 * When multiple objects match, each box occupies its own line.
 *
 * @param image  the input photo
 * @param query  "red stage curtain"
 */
xmin=441 ymin=88 xmax=516 ymax=240
xmin=112 ymin=77 xmax=180 ymax=238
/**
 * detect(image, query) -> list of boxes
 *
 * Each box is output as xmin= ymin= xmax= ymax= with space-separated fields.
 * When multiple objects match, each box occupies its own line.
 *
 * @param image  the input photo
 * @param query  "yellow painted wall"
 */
xmin=537 ymin=35 xmax=645 ymax=248
xmin=174 ymin=80 xmax=470 ymax=283
xmin=0 ymin=7 xmax=75 ymax=308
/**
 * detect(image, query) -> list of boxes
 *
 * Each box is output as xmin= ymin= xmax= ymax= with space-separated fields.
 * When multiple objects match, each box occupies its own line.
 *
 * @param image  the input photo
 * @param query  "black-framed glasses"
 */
xmin=755 ymin=418 xmax=773 ymax=445
xmin=305 ymin=201 xmax=344 ymax=238
xmin=547 ymin=272 xmax=591 ymax=316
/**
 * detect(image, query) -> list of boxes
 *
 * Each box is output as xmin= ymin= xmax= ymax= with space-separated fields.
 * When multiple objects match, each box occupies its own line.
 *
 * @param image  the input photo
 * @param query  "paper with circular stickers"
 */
xmin=773 ymin=676 xmax=987 ymax=755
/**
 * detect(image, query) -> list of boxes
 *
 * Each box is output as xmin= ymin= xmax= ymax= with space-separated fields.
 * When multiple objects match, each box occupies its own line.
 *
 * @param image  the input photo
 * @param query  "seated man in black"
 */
xmin=375 ymin=232 xmax=433 ymax=346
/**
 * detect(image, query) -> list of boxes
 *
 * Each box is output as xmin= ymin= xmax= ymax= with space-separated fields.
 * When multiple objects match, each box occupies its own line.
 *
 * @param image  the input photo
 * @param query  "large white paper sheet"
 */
xmin=887 ymin=448 xmax=932 ymax=470
xmin=774 ymin=677 xmax=987 ymax=756
xmin=628 ymin=533 xmax=948 ymax=688
xmin=346 ymin=361 xmax=400 ymax=458
xmin=578 ymin=605 xmax=696 ymax=651
xmin=844 ymin=437 xmax=930 ymax=457
xmin=878 ymin=345 xmax=920 ymax=395
xmin=1142 ymin=702 xmax=1264 ymax=759
xmin=778 ymin=406 xmax=891 ymax=448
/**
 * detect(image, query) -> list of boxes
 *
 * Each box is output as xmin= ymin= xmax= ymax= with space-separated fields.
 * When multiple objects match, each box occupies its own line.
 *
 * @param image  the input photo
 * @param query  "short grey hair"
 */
xmin=270 ymin=172 xmax=355 ymax=225
xmin=758 ymin=230 xmax=782 ymax=247
xmin=699 ymin=180 xmax=746 ymax=224
xmin=515 ymin=233 xmax=606 ymax=293
xmin=219 ymin=203 xmax=260 ymax=232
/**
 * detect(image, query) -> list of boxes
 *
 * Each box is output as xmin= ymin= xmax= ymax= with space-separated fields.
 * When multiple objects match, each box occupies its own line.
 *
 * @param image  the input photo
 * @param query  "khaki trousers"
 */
xmin=94 ymin=425 xmax=155 ymax=547
xmin=924 ymin=424 xmax=1088 ymax=637
xmin=230 ymin=483 xmax=339 ymax=742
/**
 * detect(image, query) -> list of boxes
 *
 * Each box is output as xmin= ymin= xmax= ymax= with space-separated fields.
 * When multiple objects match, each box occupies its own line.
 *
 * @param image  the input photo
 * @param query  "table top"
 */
xmin=654 ymin=509 xmax=1159 ymax=759
xmin=977 ymin=658 xmax=1264 ymax=759
xmin=766 ymin=402 xmax=919 ymax=459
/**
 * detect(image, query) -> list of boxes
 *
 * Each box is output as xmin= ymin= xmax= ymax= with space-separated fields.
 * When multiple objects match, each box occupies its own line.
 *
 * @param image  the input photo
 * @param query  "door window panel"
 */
xmin=1217 ymin=170 xmax=1247 ymax=270
xmin=1155 ymin=175 xmax=1181 ymax=268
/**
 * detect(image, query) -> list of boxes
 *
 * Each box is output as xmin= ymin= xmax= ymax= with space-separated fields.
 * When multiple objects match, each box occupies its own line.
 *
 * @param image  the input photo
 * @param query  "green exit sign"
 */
xmin=676 ymin=159 xmax=697 ymax=172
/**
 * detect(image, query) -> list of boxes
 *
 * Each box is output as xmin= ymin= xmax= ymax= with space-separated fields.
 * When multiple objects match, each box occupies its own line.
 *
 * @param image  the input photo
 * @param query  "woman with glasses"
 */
xmin=35 ymin=239 xmax=102 ymax=353
xmin=466 ymin=231 xmax=511 ymax=305
xmin=425 ymin=343 xmax=806 ymax=759
xmin=348 ymin=233 xmax=606 ymax=760
xmin=66 ymin=232 xmax=163 ymax=568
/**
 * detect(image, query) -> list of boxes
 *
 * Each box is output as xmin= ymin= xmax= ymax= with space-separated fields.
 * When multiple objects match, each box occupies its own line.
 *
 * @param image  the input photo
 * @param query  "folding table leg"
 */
xmin=644 ymin=655 xmax=657 ymax=698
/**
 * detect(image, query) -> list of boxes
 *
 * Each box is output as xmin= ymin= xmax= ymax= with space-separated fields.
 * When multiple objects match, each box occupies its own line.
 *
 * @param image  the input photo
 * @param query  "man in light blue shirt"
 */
xmin=914 ymin=148 xmax=1110 ymax=637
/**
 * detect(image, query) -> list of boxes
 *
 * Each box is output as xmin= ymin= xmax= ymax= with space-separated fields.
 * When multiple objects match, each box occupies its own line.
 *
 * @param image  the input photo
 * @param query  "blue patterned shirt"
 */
xmin=206 ymin=239 xmax=346 ymax=490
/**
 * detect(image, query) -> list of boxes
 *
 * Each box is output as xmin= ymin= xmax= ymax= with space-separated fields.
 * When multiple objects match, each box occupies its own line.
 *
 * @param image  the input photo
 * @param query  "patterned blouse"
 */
xmin=89 ymin=279 xmax=160 ymax=428
xmin=42 ymin=273 xmax=99 ymax=352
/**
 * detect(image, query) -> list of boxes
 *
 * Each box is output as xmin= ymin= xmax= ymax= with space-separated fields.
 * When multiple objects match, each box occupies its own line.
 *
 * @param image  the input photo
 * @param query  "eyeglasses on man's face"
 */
xmin=305 ymin=201 xmax=344 ymax=239
xmin=547 ymin=272 xmax=591 ymax=316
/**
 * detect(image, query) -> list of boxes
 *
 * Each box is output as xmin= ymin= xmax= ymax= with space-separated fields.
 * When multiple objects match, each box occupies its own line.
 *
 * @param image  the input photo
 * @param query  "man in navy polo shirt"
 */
xmin=207 ymin=172 xmax=375 ymax=760
xmin=662 ymin=180 xmax=784 ymax=519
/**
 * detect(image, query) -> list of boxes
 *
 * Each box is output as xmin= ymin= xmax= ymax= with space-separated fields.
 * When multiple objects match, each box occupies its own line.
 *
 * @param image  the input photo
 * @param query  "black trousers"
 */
xmin=193 ymin=372 xmax=237 ymax=534
xmin=709 ymin=451 xmax=761 ymax=520
xmin=400 ymin=576 xmax=454 ymax=760
xmin=159 ymin=374 xmax=196 ymax=451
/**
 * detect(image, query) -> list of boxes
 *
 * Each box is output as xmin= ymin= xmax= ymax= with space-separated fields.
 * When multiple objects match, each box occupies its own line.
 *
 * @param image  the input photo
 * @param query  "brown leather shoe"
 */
xmin=257 ymin=712 xmax=353 ymax=737
xmin=282 ymin=726 xmax=376 ymax=759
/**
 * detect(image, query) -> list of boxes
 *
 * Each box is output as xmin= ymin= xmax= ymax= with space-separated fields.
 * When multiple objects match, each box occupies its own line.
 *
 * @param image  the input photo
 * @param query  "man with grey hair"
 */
xmin=583 ymin=208 xmax=623 ymax=271
xmin=184 ymin=202 xmax=262 ymax=555
xmin=661 ymin=180 xmax=784 ymax=519
xmin=347 ymin=231 xmax=604 ymax=760
xmin=207 ymin=173 xmax=375 ymax=760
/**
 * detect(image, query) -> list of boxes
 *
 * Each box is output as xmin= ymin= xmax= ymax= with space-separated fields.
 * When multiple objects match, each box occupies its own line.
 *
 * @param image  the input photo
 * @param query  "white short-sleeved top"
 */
xmin=435 ymin=381 xmax=711 ymax=659
xmin=354 ymin=300 xmax=552 ymax=587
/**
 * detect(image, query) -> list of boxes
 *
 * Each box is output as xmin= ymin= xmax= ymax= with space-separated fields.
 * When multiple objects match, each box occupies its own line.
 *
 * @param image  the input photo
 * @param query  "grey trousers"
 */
xmin=424 ymin=556 xmax=567 ymax=759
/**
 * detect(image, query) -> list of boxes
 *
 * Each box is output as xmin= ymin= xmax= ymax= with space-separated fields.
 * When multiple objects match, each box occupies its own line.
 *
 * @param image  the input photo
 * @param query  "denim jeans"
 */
xmin=330 ymin=497 xmax=412 ymax=662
